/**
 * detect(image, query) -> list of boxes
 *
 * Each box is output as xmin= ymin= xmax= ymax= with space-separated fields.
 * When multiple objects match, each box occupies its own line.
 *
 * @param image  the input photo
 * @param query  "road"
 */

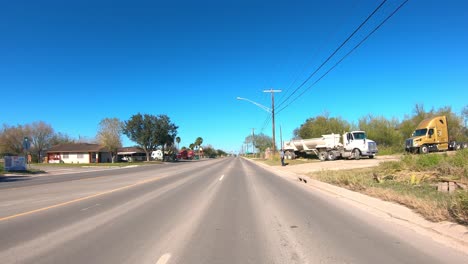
xmin=1 ymin=157 xmax=467 ymax=264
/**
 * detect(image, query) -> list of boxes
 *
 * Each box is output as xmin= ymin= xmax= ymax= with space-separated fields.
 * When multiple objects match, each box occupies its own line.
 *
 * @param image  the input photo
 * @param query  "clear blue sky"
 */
xmin=1 ymin=0 xmax=467 ymax=153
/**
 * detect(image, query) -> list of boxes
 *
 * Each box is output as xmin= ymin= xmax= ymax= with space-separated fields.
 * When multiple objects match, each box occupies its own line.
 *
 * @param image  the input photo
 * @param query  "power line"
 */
xmin=276 ymin=0 xmax=388 ymax=109
xmin=277 ymin=0 xmax=362 ymax=105
xmin=277 ymin=0 xmax=410 ymax=115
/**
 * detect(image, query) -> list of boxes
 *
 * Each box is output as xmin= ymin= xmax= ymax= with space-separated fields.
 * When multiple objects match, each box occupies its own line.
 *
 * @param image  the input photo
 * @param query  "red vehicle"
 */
xmin=177 ymin=150 xmax=194 ymax=160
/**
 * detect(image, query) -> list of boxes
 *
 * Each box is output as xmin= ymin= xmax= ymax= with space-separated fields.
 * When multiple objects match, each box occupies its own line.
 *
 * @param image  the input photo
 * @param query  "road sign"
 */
xmin=23 ymin=137 xmax=31 ymax=150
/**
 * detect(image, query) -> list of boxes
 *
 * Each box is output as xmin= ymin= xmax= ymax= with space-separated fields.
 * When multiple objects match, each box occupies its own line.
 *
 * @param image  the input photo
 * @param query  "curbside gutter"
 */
xmin=244 ymin=158 xmax=468 ymax=254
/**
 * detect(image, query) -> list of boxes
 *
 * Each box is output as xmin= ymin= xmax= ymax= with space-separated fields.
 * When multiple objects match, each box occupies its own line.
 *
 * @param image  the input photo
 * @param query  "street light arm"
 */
xmin=236 ymin=97 xmax=271 ymax=113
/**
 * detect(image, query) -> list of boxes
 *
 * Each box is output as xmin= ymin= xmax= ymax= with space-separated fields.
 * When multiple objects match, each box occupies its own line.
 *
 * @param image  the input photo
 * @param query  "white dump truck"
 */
xmin=283 ymin=131 xmax=378 ymax=161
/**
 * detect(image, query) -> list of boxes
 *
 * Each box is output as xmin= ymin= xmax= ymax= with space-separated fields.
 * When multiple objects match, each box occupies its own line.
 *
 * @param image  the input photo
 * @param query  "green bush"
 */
xmin=450 ymin=149 xmax=468 ymax=168
xmin=416 ymin=154 xmax=443 ymax=169
xmin=378 ymin=161 xmax=403 ymax=173
xmin=377 ymin=145 xmax=404 ymax=155
xmin=449 ymin=191 xmax=468 ymax=225
xmin=400 ymin=154 xmax=416 ymax=168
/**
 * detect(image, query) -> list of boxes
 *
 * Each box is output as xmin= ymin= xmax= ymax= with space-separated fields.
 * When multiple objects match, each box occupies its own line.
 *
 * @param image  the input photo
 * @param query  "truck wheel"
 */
xmin=327 ymin=151 xmax=336 ymax=161
xmin=368 ymin=155 xmax=374 ymax=159
xmin=352 ymin=149 xmax=360 ymax=160
xmin=318 ymin=151 xmax=327 ymax=161
xmin=420 ymin=145 xmax=429 ymax=154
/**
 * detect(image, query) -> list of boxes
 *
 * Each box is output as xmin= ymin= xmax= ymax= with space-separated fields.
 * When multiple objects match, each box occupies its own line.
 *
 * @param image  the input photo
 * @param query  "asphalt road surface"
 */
xmin=1 ymin=157 xmax=467 ymax=264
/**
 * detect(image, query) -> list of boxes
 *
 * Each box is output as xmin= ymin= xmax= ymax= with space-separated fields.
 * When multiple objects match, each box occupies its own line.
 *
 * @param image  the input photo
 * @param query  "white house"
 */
xmin=47 ymin=143 xmax=112 ymax=164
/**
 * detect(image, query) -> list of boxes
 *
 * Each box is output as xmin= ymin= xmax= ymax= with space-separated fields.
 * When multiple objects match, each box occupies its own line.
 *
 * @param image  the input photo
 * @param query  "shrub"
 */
xmin=449 ymin=191 xmax=468 ymax=225
xmin=378 ymin=161 xmax=403 ymax=173
xmin=449 ymin=149 xmax=468 ymax=168
xmin=416 ymin=154 xmax=443 ymax=169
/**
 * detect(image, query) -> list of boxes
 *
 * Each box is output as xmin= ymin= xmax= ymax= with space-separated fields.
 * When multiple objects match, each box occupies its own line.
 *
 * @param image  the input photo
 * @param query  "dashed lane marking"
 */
xmin=156 ymin=253 xmax=171 ymax=264
xmin=0 ymin=177 xmax=162 ymax=222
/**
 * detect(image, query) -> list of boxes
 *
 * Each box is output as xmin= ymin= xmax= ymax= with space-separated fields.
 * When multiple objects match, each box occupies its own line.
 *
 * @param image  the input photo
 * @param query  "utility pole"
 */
xmin=263 ymin=89 xmax=281 ymax=153
xmin=280 ymin=125 xmax=283 ymax=152
xmin=251 ymin=128 xmax=255 ymax=154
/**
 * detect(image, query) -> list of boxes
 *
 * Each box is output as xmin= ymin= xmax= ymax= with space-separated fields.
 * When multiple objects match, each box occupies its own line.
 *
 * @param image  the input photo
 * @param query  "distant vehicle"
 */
xmin=151 ymin=150 xmax=164 ymax=161
xmin=405 ymin=115 xmax=467 ymax=154
xmin=177 ymin=150 xmax=194 ymax=160
xmin=283 ymin=131 xmax=378 ymax=161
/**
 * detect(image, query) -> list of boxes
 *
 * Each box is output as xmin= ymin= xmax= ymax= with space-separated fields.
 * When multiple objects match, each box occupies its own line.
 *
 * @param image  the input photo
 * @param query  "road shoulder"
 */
xmin=245 ymin=158 xmax=468 ymax=254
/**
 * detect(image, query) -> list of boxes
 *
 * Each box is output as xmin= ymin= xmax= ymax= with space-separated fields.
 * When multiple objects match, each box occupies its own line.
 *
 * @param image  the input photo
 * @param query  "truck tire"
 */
xmin=368 ymin=155 xmax=374 ymax=159
xmin=420 ymin=145 xmax=429 ymax=154
xmin=352 ymin=149 xmax=360 ymax=160
xmin=318 ymin=151 xmax=327 ymax=161
xmin=327 ymin=151 xmax=337 ymax=161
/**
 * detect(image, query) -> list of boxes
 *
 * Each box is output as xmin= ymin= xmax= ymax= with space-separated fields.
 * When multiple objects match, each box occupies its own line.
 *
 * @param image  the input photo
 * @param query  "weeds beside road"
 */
xmin=252 ymin=150 xmax=467 ymax=225
xmin=307 ymin=150 xmax=467 ymax=225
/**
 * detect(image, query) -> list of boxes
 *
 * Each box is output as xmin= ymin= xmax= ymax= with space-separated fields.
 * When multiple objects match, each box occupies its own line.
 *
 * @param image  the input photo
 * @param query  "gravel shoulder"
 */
xmin=247 ymin=155 xmax=468 ymax=256
xmin=280 ymin=155 xmax=400 ymax=174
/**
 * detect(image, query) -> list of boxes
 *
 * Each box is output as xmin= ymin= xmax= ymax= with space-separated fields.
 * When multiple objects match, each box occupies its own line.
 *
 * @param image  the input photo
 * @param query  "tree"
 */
xmin=194 ymin=137 xmax=203 ymax=156
xmin=217 ymin=149 xmax=228 ymax=156
xmin=358 ymin=115 xmax=402 ymax=147
xmin=294 ymin=115 xmax=351 ymax=139
xmin=123 ymin=113 xmax=158 ymax=161
xmin=123 ymin=113 xmax=178 ymax=161
xmin=176 ymin=136 xmax=181 ymax=150
xmin=250 ymin=133 xmax=272 ymax=152
xmin=398 ymin=104 xmax=467 ymax=142
xmin=202 ymin=144 xmax=217 ymax=157
xmin=97 ymin=118 xmax=123 ymax=163
xmin=0 ymin=124 xmax=30 ymax=155
xmin=29 ymin=121 xmax=54 ymax=163
xmin=154 ymin=114 xmax=178 ymax=160
xmin=49 ymin=132 xmax=74 ymax=146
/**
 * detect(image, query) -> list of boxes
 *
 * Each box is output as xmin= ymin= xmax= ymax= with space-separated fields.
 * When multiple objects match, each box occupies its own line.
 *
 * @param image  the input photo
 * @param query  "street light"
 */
xmin=236 ymin=89 xmax=281 ymax=153
xmin=236 ymin=97 xmax=271 ymax=113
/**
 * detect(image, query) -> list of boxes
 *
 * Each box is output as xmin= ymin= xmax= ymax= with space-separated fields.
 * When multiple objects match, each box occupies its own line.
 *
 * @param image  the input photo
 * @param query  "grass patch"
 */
xmin=32 ymin=161 xmax=157 ymax=168
xmin=251 ymin=154 xmax=320 ymax=166
xmin=378 ymin=145 xmax=405 ymax=155
xmin=307 ymin=149 xmax=468 ymax=225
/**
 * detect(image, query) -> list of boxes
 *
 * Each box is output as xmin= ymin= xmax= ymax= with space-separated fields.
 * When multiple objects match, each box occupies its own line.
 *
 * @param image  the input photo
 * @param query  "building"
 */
xmin=117 ymin=147 xmax=146 ymax=162
xmin=47 ymin=143 xmax=112 ymax=164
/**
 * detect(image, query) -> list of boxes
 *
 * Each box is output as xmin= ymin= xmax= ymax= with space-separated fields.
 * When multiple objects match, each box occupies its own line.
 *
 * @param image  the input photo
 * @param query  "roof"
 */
xmin=117 ymin=147 xmax=145 ymax=155
xmin=47 ymin=143 xmax=109 ymax=153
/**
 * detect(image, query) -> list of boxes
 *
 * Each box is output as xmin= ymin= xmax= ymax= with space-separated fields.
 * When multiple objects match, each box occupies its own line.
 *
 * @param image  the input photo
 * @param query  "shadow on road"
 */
xmin=0 ymin=175 xmax=33 ymax=183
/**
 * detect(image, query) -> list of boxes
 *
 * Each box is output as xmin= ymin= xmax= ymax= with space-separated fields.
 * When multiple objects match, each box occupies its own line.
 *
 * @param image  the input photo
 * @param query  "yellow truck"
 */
xmin=405 ymin=115 xmax=466 ymax=154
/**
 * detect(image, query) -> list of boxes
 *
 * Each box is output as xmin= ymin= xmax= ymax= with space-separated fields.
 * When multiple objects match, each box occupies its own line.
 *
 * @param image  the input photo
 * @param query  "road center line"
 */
xmin=156 ymin=253 xmax=171 ymax=264
xmin=219 ymin=175 xmax=224 ymax=181
xmin=0 ymin=177 xmax=162 ymax=222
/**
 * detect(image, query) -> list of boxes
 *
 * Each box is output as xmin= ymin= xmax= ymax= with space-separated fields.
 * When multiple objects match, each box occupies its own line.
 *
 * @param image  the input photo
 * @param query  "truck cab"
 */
xmin=405 ymin=116 xmax=449 ymax=153
xmin=342 ymin=131 xmax=378 ymax=159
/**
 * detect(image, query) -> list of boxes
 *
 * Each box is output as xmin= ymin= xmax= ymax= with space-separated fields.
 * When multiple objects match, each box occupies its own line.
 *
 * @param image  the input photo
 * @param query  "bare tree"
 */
xmin=29 ymin=121 xmax=54 ymax=162
xmin=97 ymin=118 xmax=123 ymax=163
xmin=0 ymin=124 xmax=30 ymax=155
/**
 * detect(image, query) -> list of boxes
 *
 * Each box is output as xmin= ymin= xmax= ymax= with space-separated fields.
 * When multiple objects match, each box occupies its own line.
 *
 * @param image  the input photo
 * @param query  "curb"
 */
xmin=245 ymin=158 xmax=468 ymax=254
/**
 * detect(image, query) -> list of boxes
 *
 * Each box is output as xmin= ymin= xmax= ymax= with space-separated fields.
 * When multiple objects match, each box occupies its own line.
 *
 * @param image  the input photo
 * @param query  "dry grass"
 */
xmin=308 ymin=149 xmax=468 ymax=225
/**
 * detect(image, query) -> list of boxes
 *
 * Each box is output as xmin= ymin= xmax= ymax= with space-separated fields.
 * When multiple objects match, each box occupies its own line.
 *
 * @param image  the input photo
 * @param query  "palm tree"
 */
xmin=195 ymin=137 xmax=203 ymax=149
xmin=195 ymin=137 xmax=203 ymax=157
xmin=176 ymin=136 xmax=181 ymax=150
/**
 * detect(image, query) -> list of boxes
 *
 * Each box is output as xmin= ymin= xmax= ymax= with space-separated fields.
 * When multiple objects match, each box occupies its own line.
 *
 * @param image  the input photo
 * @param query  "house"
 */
xmin=117 ymin=147 xmax=146 ymax=162
xmin=46 ymin=143 xmax=112 ymax=164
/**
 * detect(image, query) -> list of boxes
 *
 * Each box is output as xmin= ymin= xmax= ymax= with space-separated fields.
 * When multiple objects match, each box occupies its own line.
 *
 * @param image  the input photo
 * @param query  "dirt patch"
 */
xmin=275 ymin=155 xmax=400 ymax=175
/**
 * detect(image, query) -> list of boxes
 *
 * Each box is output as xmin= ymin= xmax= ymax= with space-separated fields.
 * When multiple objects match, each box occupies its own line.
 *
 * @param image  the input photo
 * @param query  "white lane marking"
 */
xmin=156 ymin=253 xmax=171 ymax=264
xmin=81 ymin=204 xmax=101 ymax=211
xmin=219 ymin=175 xmax=224 ymax=181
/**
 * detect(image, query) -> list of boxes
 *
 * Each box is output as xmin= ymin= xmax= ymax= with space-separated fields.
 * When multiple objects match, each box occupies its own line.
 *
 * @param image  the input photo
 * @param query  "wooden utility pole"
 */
xmin=251 ymin=128 xmax=255 ymax=154
xmin=263 ymin=89 xmax=281 ymax=153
